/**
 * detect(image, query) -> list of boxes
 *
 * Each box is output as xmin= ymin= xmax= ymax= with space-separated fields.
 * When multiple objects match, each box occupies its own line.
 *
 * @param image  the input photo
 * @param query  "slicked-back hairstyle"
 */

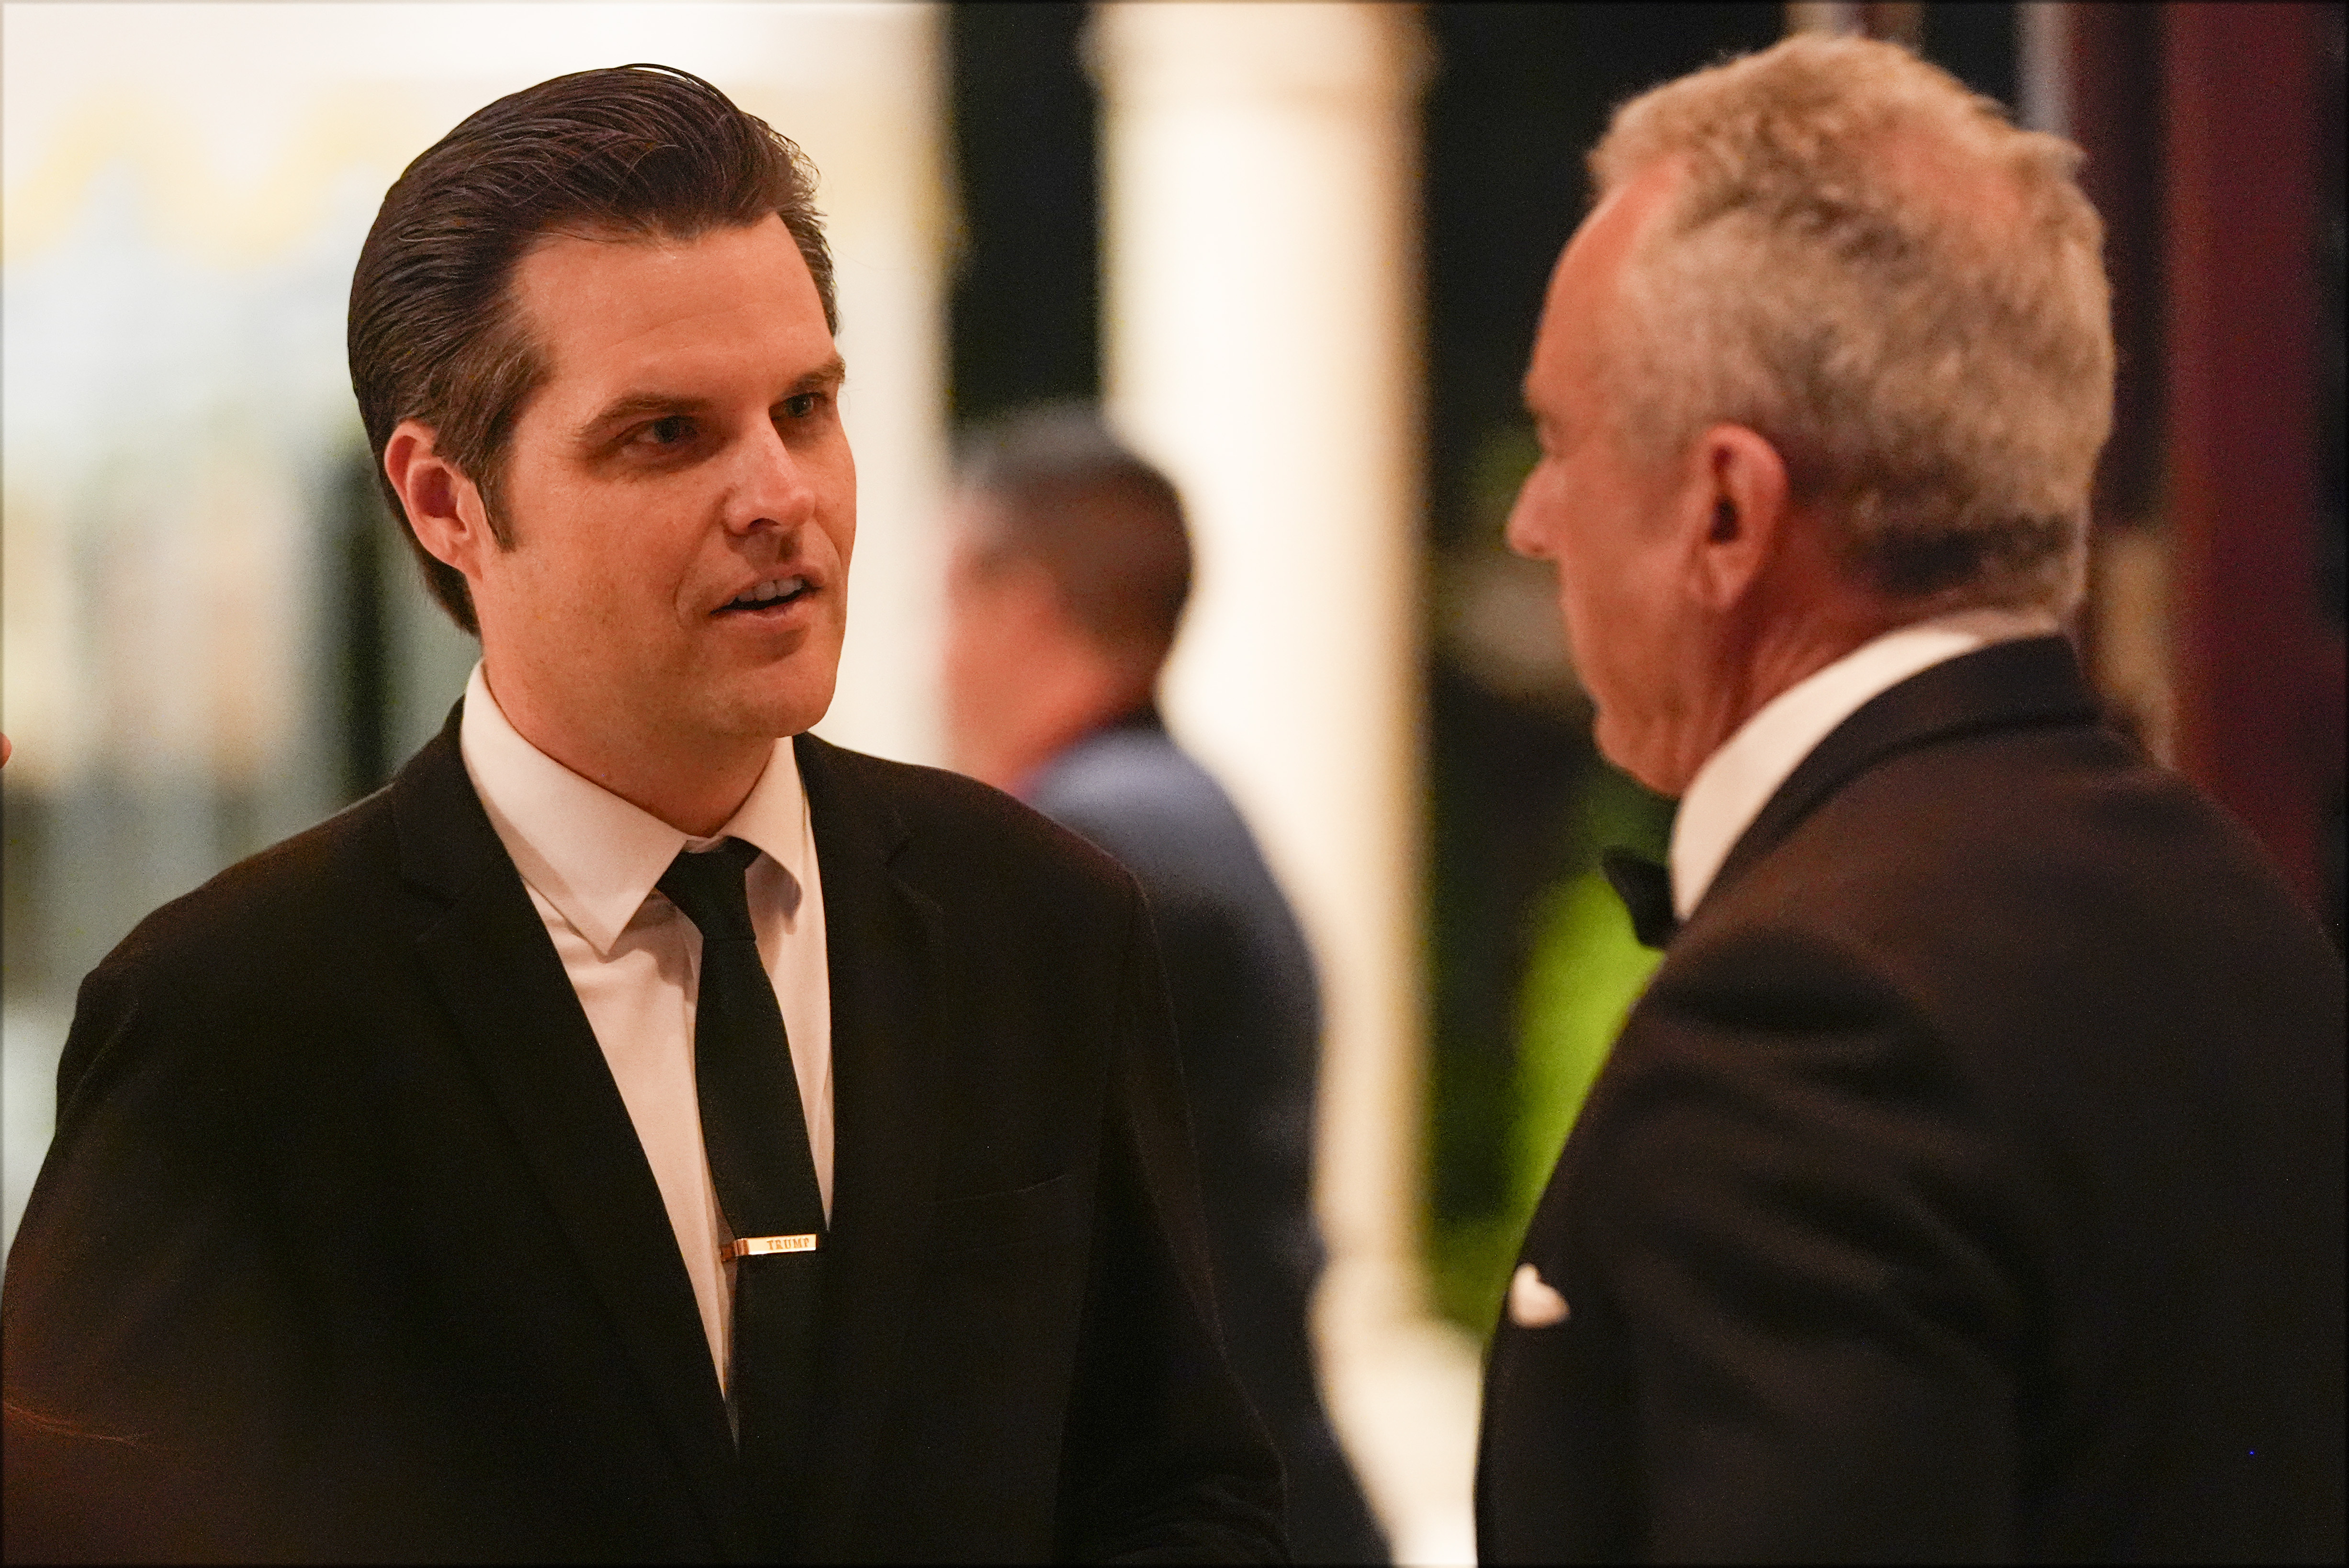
xmin=956 ymin=408 xmax=1193 ymax=678
xmin=348 ymin=64 xmax=835 ymax=633
xmin=1589 ymin=34 xmax=2113 ymax=613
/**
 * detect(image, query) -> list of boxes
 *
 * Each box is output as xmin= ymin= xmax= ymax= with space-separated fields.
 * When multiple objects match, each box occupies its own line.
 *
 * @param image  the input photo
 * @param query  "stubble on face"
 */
xmin=468 ymin=215 xmax=856 ymax=814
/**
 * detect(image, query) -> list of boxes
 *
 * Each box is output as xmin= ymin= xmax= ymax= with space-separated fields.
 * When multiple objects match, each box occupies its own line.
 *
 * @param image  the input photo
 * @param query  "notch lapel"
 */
xmin=792 ymin=734 xmax=951 ymax=1558
xmin=390 ymin=714 xmax=752 ymax=1560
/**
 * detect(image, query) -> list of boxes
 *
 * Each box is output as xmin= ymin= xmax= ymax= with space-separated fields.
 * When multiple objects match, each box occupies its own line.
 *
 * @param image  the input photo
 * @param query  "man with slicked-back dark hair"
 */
xmin=2 ymin=66 xmax=1284 ymax=1564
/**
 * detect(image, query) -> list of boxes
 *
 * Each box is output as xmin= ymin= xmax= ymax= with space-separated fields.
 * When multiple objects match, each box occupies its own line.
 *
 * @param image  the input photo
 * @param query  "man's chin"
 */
xmin=712 ymin=671 xmax=838 ymax=744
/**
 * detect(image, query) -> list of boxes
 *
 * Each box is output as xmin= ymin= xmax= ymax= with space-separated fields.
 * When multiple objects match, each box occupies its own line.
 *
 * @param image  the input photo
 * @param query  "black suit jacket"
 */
xmin=1477 ymin=638 xmax=2346 ymax=1562
xmin=1029 ymin=714 xmax=1388 ymax=1565
xmin=1 ymin=711 xmax=1283 ymax=1564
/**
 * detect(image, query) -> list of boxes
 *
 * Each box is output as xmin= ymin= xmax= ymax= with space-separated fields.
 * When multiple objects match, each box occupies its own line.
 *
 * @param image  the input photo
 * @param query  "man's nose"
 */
xmin=1504 ymin=480 xmax=1550 ymax=559
xmin=727 ymin=422 xmax=817 ymax=537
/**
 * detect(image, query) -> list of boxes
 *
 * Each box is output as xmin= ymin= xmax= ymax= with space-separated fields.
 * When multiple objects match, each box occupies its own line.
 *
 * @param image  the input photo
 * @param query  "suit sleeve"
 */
xmin=1053 ymin=891 xmax=1288 ymax=1563
xmin=1582 ymin=923 xmax=2031 ymax=1561
xmin=2 ymin=955 xmax=320 ymax=1563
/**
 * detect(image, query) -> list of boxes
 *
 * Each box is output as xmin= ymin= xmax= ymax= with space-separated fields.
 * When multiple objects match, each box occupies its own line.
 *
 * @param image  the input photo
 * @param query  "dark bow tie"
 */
xmin=1601 ymin=848 xmax=1681 ymax=950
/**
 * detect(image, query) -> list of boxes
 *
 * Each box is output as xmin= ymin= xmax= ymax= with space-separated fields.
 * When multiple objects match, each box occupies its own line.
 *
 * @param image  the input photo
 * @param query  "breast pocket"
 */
xmin=927 ymin=1171 xmax=1089 ymax=1256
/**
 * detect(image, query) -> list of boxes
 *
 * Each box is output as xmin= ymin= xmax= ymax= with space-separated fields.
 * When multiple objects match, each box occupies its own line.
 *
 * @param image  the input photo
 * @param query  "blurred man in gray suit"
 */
xmin=942 ymin=411 xmax=1390 ymax=1565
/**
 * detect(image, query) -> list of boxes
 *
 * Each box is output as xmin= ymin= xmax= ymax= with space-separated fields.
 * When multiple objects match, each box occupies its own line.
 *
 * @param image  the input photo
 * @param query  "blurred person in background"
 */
xmin=943 ymin=409 xmax=1390 ymax=1566
xmin=1477 ymin=34 xmax=2344 ymax=1563
xmin=1 ymin=67 xmax=1281 ymax=1563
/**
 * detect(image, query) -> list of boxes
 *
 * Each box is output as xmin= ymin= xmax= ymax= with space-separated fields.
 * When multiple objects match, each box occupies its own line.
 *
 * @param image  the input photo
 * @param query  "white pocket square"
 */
xmin=1508 ymin=1262 xmax=1570 ymax=1328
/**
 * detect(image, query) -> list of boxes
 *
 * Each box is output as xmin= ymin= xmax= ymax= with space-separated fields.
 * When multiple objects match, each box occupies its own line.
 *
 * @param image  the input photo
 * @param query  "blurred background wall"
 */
xmin=5 ymin=4 xmax=2341 ymax=1563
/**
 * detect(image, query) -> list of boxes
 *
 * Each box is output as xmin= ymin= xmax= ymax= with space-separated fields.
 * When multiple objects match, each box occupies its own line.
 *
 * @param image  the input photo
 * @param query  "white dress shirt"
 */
xmin=457 ymin=663 xmax=832 ymax=1388
xmin=1669 ymin=608 xmax=2062 ymax=920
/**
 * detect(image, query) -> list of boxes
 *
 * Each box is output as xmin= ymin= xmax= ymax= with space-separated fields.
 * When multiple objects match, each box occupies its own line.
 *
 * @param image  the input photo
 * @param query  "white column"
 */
xmin=1092 ymin=9 xmax=1474 ymax=1562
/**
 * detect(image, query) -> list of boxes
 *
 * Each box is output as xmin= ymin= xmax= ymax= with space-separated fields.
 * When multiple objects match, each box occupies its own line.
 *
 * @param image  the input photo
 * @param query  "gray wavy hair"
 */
xmin=1590 ymin=33 xmax=2113 ymax=612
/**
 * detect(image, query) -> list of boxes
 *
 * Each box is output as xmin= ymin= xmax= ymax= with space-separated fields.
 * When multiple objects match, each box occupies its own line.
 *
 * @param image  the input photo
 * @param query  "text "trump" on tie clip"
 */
xmin=726 ymin=1234 xmax=819 ymax=1259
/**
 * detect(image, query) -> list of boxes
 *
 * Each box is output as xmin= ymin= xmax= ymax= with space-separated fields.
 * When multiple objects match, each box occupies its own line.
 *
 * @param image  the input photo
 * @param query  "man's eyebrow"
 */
xmin=572 ymin=392 xmax=711 ymax=444
xmin=569 ymin=356 xmax=849 ymax=444
xmin=793 ymin=354 xmax=848 ymax=393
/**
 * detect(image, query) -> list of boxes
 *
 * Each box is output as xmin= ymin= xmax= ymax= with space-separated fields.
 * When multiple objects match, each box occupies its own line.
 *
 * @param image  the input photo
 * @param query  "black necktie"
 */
xmin=658 ymin=838 xmax=824 ymax=1553
xmin=1601 ymin=847 xmax=1681 ymax=950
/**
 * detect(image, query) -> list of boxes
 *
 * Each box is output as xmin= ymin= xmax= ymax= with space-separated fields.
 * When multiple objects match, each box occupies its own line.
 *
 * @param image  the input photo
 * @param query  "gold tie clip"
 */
xmin=725 ymin=1234 xmax=819 ymax=1259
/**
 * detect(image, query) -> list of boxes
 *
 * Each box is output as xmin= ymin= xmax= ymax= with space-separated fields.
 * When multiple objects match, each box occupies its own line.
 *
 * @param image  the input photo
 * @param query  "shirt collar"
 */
xmin=1667 ymin=607 xmax=2059 ymax=920
xmin=456 ymin=662 xmax=811 ymax=957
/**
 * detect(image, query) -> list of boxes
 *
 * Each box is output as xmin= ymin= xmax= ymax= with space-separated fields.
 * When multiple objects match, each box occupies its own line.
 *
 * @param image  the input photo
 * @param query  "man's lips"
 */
xmin=714 ymin=574 xmax=811 ymax=615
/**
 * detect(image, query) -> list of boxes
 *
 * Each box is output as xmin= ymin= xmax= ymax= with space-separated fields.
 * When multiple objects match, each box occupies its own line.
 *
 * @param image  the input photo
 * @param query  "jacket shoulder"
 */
xmin=799 ymin=735 xmax=1141 ymax=911
xmin=1736 ymin=718 xmax=2319 ymax=948
xmin=94 ymin=784 xmax=406 ymax=987
xmin=1664 ymin=716 xmax=2343 ymax=1118
xmin=1030 ymin=733 xmax=1258 ymax=886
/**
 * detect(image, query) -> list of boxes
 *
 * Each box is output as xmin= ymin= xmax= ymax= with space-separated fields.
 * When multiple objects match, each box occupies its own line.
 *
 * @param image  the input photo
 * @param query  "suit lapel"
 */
xmin=793 ymin=734 xmax=951 ymax=1557
xmin=390 ymin=710 xmax=752 ymax=1558
xmin=1702 ymin=635 xmax=2100 ymax=916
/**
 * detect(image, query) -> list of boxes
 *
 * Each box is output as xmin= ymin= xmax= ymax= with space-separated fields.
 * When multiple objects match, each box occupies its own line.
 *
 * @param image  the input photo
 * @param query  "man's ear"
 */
xmin=383 ymin=420 xmax=496 ymax=580
xmin=1679 ymin=422 xmax=1790 ymax=612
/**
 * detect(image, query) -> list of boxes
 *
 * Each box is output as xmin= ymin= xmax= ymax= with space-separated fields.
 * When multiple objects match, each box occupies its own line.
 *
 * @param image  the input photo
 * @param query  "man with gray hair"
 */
xmin=1477 ymin=34 xmax=2342 ymax=1562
